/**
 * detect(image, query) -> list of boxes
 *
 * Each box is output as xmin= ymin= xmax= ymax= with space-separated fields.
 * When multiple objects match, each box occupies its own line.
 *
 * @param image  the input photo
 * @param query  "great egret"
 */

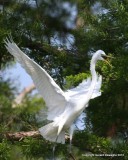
xmin=5 ymin=38 xmax=109 ymax=156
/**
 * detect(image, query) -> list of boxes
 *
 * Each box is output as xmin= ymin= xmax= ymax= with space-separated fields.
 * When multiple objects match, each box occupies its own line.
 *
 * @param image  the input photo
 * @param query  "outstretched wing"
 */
xmin=5 ymin=39 xmax=68 ymax=120
xmin=65 ymin=75 xmax=102 ymax=99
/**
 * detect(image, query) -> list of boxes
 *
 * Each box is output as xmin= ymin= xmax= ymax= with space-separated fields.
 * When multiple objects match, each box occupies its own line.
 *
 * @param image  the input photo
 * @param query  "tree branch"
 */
xmin=4 ymin=131 xmax=41 ymax=141
xmin=21 ymin=35 xmax=86 ymax=58
xmin=12 ymin=83 xmax=35 ymax=108
xmin=3 ymin=130 xmax=69 ymax=141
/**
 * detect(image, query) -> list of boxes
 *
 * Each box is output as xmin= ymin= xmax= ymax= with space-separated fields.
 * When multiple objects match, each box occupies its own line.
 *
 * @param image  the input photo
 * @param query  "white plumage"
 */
xmin=5 ymin=39 xmax=107 ymax=144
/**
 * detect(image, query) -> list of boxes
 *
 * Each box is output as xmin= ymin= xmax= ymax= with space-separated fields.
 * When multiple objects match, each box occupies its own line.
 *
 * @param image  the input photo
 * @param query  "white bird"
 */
xmin=5 ymin=39 xmax=108 ymax=148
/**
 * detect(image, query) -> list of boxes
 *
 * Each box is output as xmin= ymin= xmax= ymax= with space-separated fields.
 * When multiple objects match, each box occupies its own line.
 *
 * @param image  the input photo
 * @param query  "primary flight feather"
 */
xmin=5 ymin=39 xmax=108 ymax=144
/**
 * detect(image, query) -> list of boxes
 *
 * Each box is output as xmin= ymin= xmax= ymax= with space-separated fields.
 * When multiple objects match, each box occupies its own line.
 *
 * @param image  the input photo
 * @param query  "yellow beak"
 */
xmin=105 ymin=55 xmax=115 ymax=59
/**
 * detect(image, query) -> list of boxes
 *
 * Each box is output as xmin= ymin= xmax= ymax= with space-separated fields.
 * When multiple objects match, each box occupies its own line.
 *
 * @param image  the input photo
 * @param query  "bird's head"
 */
xmin=93 ymin=50 xmax=114 ymax=65
xmin=93 ymin=50 xmax=107 ymax=61
xmin=92 ymin=50 xmax=113 ymax=67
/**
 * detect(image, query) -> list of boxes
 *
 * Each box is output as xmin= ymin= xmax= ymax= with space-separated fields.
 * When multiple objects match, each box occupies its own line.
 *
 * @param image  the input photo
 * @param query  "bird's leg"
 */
xmin=68 ymin=124 xmax=76 ymax=159
xmin=69 ymin=134 xmax=72 ymax=154
xmin=52 ymin=144 xmax=56 ymax=160
xmin=52 ymin=136 xmax=58 ymax=160
xmin=53 ymin=122 xmax=64 ymax=159
xmin=69 ymin=134 xmax=75 ymax=160
xmin=69 ymin=124 xmax=75 ymax=154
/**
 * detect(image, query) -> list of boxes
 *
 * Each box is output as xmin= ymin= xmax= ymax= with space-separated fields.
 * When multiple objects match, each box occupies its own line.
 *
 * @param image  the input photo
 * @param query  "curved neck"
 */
xmin=90 ymin=58 xmax=97 ymax=84
xmin=87 ymin=58 xmax=97 ymax=100
xmin=78 ymin=57 xmax=98 ymax=111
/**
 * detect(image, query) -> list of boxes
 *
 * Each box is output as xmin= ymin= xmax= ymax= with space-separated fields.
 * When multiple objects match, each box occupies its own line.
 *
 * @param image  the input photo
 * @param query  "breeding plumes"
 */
xmin=5 ymin=38 xmax=110 ymax=154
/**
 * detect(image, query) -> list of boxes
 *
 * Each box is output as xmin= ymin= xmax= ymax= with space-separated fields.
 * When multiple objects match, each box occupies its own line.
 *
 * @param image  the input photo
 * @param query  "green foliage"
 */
xmin=1 ymin=0 xmax=128 ymax=159
xmin=21 ymin=138 xmax=51 ymax=159
xmin=85 ymin=56 xmax=128 ymax=136
xmin=0 ymin=76 xmax=46 ymax=133
xmin=65 ymin=72 xmax=90 ymax=89
xmin=0 ymin=78 xmax=16 ymax=135
xmin=112 ymin=142 xmax=128 ymax=160
xmin=74 ymin=131 xmax=112 ymax=153
xmin=20 ymin=137 xmax=69 ymax=159
xmin=7 ymin=96 xmax=45 ymax=132
xmin=0 ymin=140 xmax=11 ymax=160
xmin=74 ymin=131 xmax=128 ymax=160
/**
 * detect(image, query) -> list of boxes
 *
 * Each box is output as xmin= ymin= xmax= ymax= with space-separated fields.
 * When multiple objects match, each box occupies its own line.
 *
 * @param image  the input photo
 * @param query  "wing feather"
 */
xmin=5 ymin=39 xmax=68 ymax=120
xmin=65 ymin=75 xmax=102 ymax=99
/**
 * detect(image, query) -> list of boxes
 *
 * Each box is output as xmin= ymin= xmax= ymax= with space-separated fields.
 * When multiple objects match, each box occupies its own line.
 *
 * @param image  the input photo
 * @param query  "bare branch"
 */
xmin=12 ymin=83 xmax=35 ymax=108
xmin=4 ymin=131 xmax=41 ymax=141
xmin=3 ymin=130 xmax=69 ymax=141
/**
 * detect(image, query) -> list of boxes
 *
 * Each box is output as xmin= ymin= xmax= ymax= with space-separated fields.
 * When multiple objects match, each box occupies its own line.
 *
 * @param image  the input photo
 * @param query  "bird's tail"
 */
xmin=39 ymin=122 xmax=65 ymax=144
